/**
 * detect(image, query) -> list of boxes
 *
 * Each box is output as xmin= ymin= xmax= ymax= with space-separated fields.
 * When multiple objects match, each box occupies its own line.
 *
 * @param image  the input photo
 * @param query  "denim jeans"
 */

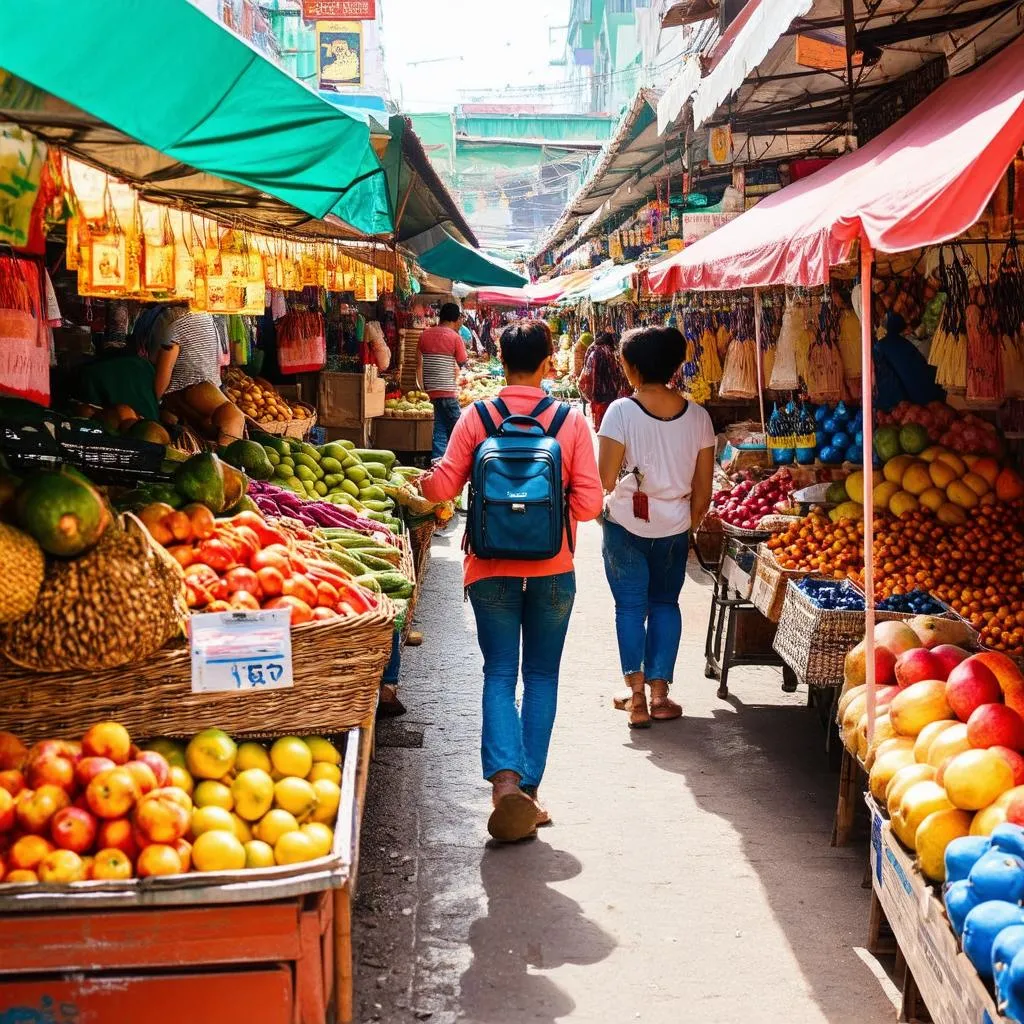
xmin=431 ymin=397 xmax=462 ymax=461
xmin=467 ymin=572 xmax=576 ymax=789
xmin=601 ymin=517 xmax=688 ymax=683
xmin=382 ymin=630 xmax=401 ymax=685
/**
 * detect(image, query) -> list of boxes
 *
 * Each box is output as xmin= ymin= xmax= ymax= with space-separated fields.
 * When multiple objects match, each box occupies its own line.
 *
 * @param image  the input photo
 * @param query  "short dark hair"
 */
xmin=596 ymin=331 xmax=617 ymax=347
xmin=498 ymin=319 xmax=553 ymax=374
xmin=439 ymin=302 xmax=461 ymax=323
xmin=620 ymin=326 xmax=686 ymax=385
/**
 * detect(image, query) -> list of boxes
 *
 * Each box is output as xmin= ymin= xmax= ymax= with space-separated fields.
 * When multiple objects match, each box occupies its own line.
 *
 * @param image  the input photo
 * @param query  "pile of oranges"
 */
xmin=766 ymin=501 xmax=1024 ymax=655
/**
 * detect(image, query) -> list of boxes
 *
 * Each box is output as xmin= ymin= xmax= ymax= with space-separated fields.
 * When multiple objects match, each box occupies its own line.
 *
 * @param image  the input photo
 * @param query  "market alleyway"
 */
xmin=354 ymin=519 xmax=896 ymax=1024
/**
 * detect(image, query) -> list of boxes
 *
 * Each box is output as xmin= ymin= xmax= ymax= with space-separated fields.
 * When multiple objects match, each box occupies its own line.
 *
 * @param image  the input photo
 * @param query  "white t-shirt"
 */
xmin=599 ymin=396 xmax=716 ymax=538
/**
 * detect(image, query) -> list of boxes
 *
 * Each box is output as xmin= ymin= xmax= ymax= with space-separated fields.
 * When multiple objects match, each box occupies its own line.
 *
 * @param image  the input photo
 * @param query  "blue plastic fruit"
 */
xmin=1003 ymin=947 xmax=1024 ymax=1020
xmin=945 ymin=879 xmax=981 ymax=937
xmin=835 ymin=401 xmax=849 ymax=422
xmin=991 ymin=825 xmax=1024 ymax=861
xmin=946 ymin=836 xmax=993 ymax=885
xmin=994 ymin=926 xmax=1024 ymax=1011
xmin=823 ymin=415 xmax=837 ymax=434
xmin=969 ymin=851 xmax=1024 ymax=904
xmin=814 ymin=405 xmax=829 ymax=424
xmin=963 ymin=902 xmax=1024 ymax=981
xmin=854 ymin=430 xmax=864 ymax=446
xmin=844 ymin=445 xmax=862 ymax=464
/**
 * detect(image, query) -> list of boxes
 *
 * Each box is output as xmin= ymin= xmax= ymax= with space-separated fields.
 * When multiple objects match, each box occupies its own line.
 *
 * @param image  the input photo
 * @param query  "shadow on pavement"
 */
xmin=459 ymin=841 xmax=617 ymax=1024
xmin=623 ymin=697 xmax=882 ymax=1024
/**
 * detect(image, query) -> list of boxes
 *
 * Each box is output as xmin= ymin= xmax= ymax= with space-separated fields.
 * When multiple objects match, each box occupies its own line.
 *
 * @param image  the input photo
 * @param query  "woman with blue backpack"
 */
xmin=419 ymin=320 xmax=603 ymax=843
xmin=597 ymin=326 xmax=716 ymax=729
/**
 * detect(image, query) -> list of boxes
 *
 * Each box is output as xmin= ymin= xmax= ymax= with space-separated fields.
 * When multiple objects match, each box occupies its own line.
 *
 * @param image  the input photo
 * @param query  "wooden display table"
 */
xmin=866 ymin=797 xmax=1002 ymax=1023
xmin=0 ymin=720 xmax=375 ymax=1024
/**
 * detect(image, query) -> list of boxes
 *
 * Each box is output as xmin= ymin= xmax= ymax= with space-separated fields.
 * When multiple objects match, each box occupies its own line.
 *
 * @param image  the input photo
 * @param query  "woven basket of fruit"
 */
xmin=771 ymin=579 xmax=968 ymax=688
xmin=749 ymin=544 xmax=818 ymax=623
xmin=0 ymin=600 xmax=395 ymax=744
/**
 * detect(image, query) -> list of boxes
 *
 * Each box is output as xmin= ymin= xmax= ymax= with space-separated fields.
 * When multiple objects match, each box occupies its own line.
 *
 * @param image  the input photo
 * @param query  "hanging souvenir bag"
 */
xmin=0 ymin=255 xmax=49 ymax=405
xmin=141 ymin=205 xmax=176 ymax=293
xmin=769 ymin=291 xmax=801 ymax=390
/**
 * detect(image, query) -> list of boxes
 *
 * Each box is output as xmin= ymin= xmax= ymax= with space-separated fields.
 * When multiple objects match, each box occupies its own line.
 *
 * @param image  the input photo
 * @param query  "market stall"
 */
xmin=644 ymin=33 xmax=1024 ymax=1024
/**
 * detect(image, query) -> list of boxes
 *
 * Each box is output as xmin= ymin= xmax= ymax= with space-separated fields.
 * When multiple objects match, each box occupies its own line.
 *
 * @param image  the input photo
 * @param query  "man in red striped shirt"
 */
xmin=417 ymin=302 xmax=469 ymax=460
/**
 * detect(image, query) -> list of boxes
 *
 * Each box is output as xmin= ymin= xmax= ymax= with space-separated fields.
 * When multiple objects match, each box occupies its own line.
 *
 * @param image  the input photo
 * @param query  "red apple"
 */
xmin=967 ymin=703 xmax=1024 ymax=751
xmin=135 ymin=751 xmax=171 ymax=789
xmin=946 ymin=660 xmax=1003 ymax=722
xmin=895 ymin=648 xmax=946 ymax=688
xmin=25 ymin=746 xmax=76 ymax=793
xmin=122 ymin=761 xmax=158 ymax=797
xmin=991 ymin=746 xmax=1024 ymax=786
xmin=81 ymin=722 xmax=132 ymax=765
xmin=0 ymin=770 xmax=25 ymax=797
xmin=96 ymin=818 xmax=139 ymax=860
xmin=933 ymin=645 xmax=971 ymax=678
xmin=15 ymin=785 xmax=70 ymax=835
xmin=1006 ymin=796 xmax=1024 ymax=828
xmin=50 ymin=807 xmax=98 ymax=854
xmin=86 ymin=768 xmax=140 ymax=820
xmin=133 ymin=788 xmax=191 ymax=844
xmin=0 ymin=732 xmax=28 ymax=771
xmin=0 ymin=789 xmax=14 ymax=833
xmin=75 ymin=757 xmax=116 ymax=789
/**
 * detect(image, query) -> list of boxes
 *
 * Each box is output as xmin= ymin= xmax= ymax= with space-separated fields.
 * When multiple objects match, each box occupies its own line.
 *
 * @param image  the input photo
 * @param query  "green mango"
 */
xmin=321 ymin=456 xmax=343 ymax=474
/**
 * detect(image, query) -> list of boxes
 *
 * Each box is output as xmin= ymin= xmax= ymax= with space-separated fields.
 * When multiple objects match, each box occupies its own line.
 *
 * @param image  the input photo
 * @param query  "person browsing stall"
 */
xmin=419 ymin=320 xmax=603 ymax=843
xmin=417 ymin=302 xmax=469 ymax=460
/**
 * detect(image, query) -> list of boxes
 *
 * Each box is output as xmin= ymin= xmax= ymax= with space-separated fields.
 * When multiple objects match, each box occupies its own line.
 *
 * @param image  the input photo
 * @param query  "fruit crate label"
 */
xmin=190 ymin=609 xmax=294 ymax=694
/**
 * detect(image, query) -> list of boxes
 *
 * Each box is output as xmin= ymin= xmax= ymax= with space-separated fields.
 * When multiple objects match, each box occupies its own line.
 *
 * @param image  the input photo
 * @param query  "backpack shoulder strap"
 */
xmin=545 ymin=401 xmax=572 ymax=439
xmin=474 ymin=398 xmax=512 ymax=437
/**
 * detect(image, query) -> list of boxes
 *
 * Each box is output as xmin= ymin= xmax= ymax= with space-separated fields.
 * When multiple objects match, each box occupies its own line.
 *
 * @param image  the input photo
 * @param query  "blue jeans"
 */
xmin=382 ymin=630 xmax=401 ymax=685
xmin=468 ymin=573 xmax=576 ymax=789
xmin=601 ymin=518 xmax=688 ymax=683
xmin=431 ymin=397 xmax=462 ymax=461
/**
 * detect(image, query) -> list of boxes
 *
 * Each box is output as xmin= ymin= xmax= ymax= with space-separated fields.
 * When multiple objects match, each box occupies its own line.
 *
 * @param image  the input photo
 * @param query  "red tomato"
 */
xmin=251 ymin=547 xmax=291 ymax=574
xmin=312 ymin=607 xmax=338 ymax=621
xmin=283 ymin=574 xmax=318 ymax=608
xmin=225 ymin=566 xmax=261 ymax=597
xmin=183 ymin=563 xmax=219 ymax=585
xmin=233 ymin=525 xmax=262 ymax=557
xmin=209 ymin=578 xmax=230 ymax=602
xmin=231 ymin=511 xmax=287 ymax=549
xmin=229 ymin=590 xmax=261 ymax=611
xmin=197 ymin=538 xmax=236 ymax=572
xmin=256 ymin=566 xmax=285 ymax=597
xmin=229 ymin=511 xmax=265 ymax=534
xmin=315 ymin=581 xmax=340 ymax=608
xmin=263 ymin=595 xmax=314 ymax=625
xmin=166 ymin=545 xmax=196 ymax=569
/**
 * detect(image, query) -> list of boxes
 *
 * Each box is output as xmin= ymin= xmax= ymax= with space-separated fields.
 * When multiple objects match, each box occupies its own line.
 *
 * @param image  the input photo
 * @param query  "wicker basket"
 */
xmin=0 ymin=602 xmax=395 ymax=744
xmin=245 ymin=400 xmax=317 ymax=440
xmin=397 ymin=532 xmax=420 ymax=644
xmin=749 ymin=544 xmax=818 ymax=622
xmin=771 ymin=581 xmax=963 ymax=688
xmin=408 ymin=517 xmax=436 ymax=584
xmin=693 ymin=514 xmax=726 ymax=567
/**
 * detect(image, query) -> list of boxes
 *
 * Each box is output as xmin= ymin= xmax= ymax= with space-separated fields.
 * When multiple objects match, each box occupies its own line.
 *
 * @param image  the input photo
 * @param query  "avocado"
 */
xmin=222 ymin=439 xmax=274 ymax=481
xmin=225 ymin=494 xmax=261 ymax=515
xmin=174 ymin=452 xmax=227 ymax=513
xmin=261 ymin=436 xmax=292 ymax=459
xmin=221 ymin=462 xmax=247 ymax=510
xmin=126 ymin=419 xmax=172 ymax=445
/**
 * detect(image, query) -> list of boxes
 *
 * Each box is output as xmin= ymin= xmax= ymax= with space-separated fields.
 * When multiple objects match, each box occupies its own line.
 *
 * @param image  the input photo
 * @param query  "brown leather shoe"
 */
xmin=488 ymin=771 xmax=538 ymax=842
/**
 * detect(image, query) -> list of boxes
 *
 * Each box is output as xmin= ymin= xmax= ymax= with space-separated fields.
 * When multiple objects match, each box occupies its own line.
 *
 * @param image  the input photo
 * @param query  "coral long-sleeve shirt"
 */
xmin=419 ymin=386 xmax=604 ymax=587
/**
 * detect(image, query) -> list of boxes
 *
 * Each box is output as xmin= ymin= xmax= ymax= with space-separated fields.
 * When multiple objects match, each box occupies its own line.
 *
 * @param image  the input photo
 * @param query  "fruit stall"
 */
xmin=0 ymin=427 xmax=446 ymax=1021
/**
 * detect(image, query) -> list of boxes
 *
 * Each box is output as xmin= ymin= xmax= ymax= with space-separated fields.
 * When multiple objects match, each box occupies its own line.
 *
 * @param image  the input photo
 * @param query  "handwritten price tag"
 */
xmin=190 ymin=609 xmax=294 ymax=694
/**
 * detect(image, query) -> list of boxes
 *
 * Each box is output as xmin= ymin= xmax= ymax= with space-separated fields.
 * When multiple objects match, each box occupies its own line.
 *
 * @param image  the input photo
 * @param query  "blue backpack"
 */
xmin=467 ymin=397 xmax=573 ymax=561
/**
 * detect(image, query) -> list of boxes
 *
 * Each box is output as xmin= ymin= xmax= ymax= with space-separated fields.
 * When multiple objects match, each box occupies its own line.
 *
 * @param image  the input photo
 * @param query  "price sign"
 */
xmin=190 ymin=609 xmax=293 ymax=694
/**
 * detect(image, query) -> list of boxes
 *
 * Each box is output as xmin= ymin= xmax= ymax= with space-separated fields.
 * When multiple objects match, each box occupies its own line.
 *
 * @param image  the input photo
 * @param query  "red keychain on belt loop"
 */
xmin=631 ymin=468 xmax=650 ymax=522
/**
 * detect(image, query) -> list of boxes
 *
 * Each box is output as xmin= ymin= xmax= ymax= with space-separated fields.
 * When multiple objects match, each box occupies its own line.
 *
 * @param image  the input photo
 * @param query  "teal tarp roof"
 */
xmin=415 ymin=236 xmax=527 ymax=289
xmin=0 ymin=0 xmax=391 ymax=237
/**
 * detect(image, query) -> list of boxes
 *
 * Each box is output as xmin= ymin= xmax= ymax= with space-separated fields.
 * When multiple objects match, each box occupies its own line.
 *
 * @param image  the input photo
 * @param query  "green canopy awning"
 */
xmin=0 ymin=0 xmax=391 ymax=237
xmin=415 ymin=235 xmax=527 ymax=289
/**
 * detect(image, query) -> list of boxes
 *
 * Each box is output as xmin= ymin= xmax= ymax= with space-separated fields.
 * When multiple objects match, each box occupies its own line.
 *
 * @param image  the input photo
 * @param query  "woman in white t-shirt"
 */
xmin=597 ymin=326 xmax=716 ymax=729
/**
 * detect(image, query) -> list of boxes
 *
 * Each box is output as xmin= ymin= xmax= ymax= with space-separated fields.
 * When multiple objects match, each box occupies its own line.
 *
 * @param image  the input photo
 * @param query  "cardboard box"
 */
xmin=318 ymin=369 xmax=385 ymax=428
xmin=372 ymin=417 xmax=434 ymax=453
xmin=868 ymin=799 xmax=999 ymax=1024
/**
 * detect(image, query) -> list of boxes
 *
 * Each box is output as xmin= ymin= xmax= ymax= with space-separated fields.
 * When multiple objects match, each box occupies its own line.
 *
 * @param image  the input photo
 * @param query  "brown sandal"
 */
xmin=649 ymin=681 xmax=683 ymax=721
xmin=612 ymin=687 xmax=633 ymax=711
xmin=488 ymin=772 xmax=538 ymax=842
xmin=628 ymin=686 xmax=651 ymax=729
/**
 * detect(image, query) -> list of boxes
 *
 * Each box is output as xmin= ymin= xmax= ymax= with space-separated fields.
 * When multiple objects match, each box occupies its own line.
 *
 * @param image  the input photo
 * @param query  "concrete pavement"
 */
xmin=353 ymin=519 xmax=896 ymax=1024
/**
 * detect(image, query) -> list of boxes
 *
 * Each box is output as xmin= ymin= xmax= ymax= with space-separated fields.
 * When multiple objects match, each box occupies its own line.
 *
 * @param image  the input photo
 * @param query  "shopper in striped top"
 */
xmin=150 ymin=305 xmax=244 ymax=445
xmin=417 ymin=302 xmax=469 ymax=460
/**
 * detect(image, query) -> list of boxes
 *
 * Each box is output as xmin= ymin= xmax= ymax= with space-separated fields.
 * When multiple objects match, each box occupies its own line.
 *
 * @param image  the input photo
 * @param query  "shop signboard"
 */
xmin=304 ymin=0 xmax=375 ymax=19
xmin=682 ymin=211 xmax=738 ymax=245
xmin=317 ymin=21 xmax=363 ymax=87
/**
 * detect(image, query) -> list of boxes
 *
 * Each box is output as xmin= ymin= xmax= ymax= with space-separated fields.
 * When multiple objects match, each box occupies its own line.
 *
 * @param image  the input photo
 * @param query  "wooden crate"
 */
xmin=398 ymin=328 xmax=424 ymax=392
xmin=372 ymin=416 xmax=434 ymax=453
xmin=318 ymin=369 xmax=386 ymax=428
